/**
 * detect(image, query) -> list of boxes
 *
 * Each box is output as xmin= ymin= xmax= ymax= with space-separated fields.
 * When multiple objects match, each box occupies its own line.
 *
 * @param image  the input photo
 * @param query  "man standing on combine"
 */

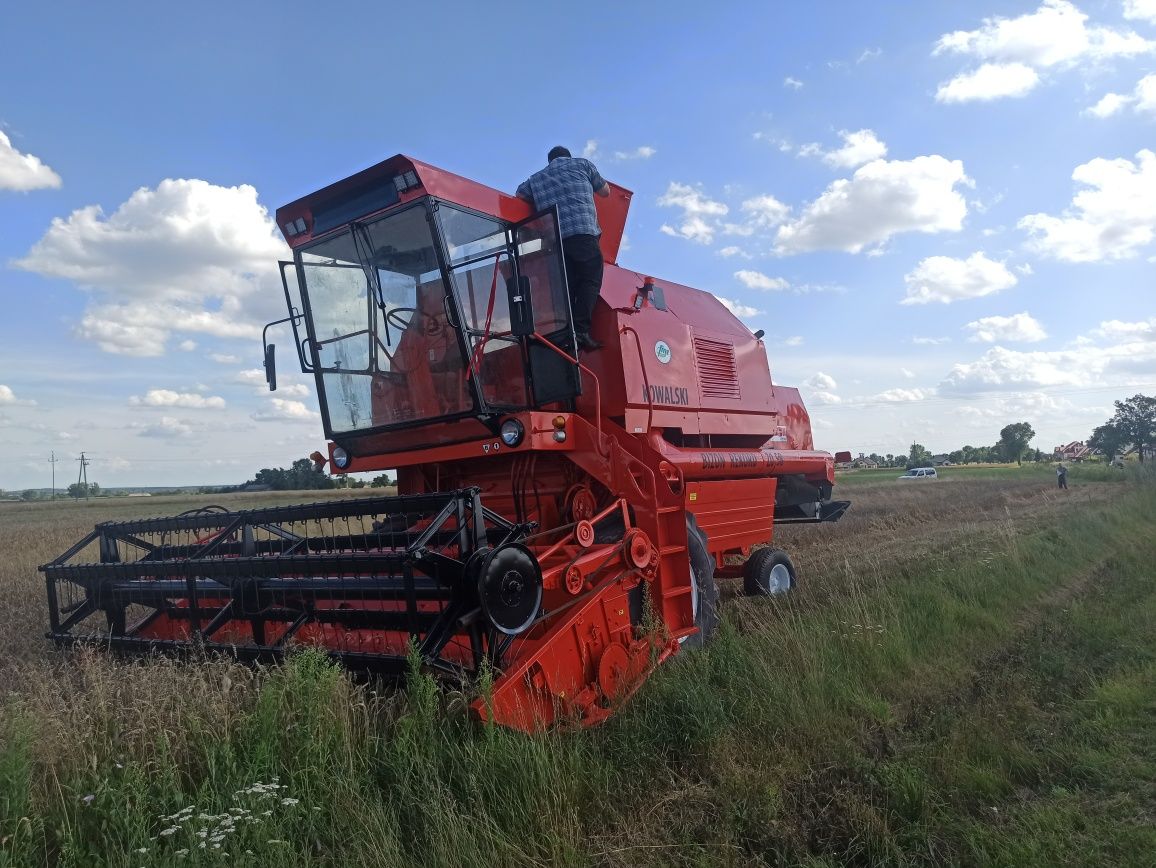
xmin=517 ymin=146 xmax=610 ymax=351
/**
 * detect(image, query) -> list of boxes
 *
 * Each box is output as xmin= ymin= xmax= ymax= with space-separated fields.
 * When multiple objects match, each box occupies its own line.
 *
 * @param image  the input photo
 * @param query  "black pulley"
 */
xmin=477 ymin=543 xmax=543 ymax=635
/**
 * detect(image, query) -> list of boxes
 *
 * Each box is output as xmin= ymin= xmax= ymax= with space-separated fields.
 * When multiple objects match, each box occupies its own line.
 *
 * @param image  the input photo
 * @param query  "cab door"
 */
xmin=510 ymin=208 xmax=582 ymax=405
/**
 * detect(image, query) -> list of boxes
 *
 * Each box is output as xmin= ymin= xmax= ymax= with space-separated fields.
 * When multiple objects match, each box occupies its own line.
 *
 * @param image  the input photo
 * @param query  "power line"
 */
xmin=76 ymin=452 xmax=91 ymax=501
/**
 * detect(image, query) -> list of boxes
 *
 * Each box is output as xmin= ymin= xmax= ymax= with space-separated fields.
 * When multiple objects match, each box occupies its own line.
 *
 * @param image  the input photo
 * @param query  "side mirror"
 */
xmin=264 ymin=343 xmax=277 ymax=391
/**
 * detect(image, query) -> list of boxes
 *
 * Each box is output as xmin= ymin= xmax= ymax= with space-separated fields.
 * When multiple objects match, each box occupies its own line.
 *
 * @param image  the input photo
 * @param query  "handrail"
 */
xmin=619 ymin=325 xmax=654 ymax=434
xmin=530 ymin=331 xmax=610 ymax=458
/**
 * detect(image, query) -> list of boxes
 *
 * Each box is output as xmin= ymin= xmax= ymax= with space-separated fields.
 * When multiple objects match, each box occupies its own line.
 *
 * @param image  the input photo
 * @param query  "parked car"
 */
xmin=898 ymin=467 xmax=938 ymax=480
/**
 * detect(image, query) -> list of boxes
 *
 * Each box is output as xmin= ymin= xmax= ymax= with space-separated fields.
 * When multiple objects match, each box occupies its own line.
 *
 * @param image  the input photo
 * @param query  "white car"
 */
xmin=898 ymin=467 xmax=938 ymax=480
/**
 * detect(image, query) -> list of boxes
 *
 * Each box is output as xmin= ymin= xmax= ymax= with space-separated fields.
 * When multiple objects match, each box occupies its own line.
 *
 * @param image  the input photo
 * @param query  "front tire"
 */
xmin=743 ymin=546 xmax=796 ymax=596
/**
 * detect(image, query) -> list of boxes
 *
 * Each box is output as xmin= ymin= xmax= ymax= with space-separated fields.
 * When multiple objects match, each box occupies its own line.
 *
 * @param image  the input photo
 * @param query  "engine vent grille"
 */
xmin=694 ymin=337 xmax=741 ymax=400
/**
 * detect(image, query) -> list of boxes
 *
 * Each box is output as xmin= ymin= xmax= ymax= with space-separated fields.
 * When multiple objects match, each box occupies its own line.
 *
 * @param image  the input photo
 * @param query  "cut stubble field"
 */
xmin=1 ymin=467 xmax=1153 ymax=867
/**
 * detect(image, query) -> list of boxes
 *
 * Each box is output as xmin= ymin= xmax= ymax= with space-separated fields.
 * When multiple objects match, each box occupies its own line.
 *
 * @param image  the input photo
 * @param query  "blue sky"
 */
xmin=1 ymin=0 xmax=1154 ymax=489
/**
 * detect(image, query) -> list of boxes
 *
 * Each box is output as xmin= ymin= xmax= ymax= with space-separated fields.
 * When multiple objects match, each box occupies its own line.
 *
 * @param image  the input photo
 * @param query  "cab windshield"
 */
xmin=297 ymin=201 xmax=560 ymax=435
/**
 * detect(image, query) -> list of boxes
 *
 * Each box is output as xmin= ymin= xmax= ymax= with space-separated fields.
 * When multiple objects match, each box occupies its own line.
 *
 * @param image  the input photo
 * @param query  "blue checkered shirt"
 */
xmin=516 ymin=157 xmax=606 ymax=239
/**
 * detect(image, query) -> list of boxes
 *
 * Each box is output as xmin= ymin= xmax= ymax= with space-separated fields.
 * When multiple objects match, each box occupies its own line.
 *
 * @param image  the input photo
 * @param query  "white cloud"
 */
xmin=209 ymin=353 xmax=241 ymax=364
xmin=1124 ymin=0 xmax=1156 ymax=25
xmin=14 ymin=178 xmax=289 ymax=355
xmin=806 ymin=372 xmax=838 ymax=390
xmin=1018 ymin=149 xmax=1156 ymax=262
xmin=251 ymin=398 xmax=319 ymax=421
xmin=612 ymin=146 xmax=656 ymax=160
xmin=799 ymin=130 xmax=889 ymax=168
xmin=581 ymin=140 xmax=599 ymax=159
xmin=129 ymin=389 xmax=226 ymax=409
xmin=134 ymin=416 xmax=195 ymax=438
xmin=1085 ymin=91 xmax=1131 ymax=117
xmin=935 ymin=62 xmax=1041 ymax=103
xmin=900 ymin=367 xmax=916 ymax=379
xmin=0 ymin=131 xmax=62 ymax=191
xmin=869 ymin=388 xmax=936 ymax=403
xmin=716 ymin=296 xmax=763 ymax=319
xmin=912 ymin=336 xmax=951 ymax=345
xmin=658 ymin=182 xmax=729 ymax=243
xmin=178 ymin=339 xmax=197 ymax=351
xmin=858 ymin=47 xmax=883 ymax=63
xmin=823 ymin=129 xmax=888 ymax=169
xmin=964 ymin=312 xmax=1048 ymax=343
xmin=900 ymin=252 xmax=1018 ymax=305
xmin=235 ymin=368 xmax=268 ymax=386
xmin=784 ymin=336 xmax=804 ymax=347
xmin=0 ymin=384 xmax=36 ymax=406
xmin=1139 ymin=73 xmax=1156 ymax=113
xmin=934 ymin=1 xmax=1154 ymax=68
xmin=1086 ymin=73 xmax=1156 ymax=116
xmin=740 ymin=194 xmax=790 ymax=227
xmin=278 ymin=383 xmax=310 ymax=398
xmin=808 ymin=391 xmax=842 ymax=405
xmin=774 ymin=156 xmax=971 ymax=254
xmin=784 ymin=77 xmax=803 ymax=90
xmin=735 ymin=270 xmax=790 ymax=291
xmin=1093 ymin=317 xmax=1156 ymax=340
xmin=939 ymin=333 xmax=1156 ymax=393
xmin=717 ymin=246 xmax=749 ymax=259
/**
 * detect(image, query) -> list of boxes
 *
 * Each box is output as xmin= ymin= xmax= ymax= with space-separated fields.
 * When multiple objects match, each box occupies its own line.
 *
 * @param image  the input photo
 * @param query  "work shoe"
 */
xmin=576 ymin=332 xmax=603 ymax=351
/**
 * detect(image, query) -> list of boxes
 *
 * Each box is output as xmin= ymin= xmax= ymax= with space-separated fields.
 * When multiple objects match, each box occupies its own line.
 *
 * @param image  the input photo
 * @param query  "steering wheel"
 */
xmin=377 ymin=307 xmax=451 ymax=375
xmin=386 ymin=306 xmax=418 ymax=332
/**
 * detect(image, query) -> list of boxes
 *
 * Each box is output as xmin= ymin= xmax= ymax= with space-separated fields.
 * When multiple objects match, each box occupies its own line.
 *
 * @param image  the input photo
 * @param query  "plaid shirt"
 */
xmin=516 ymin=157 xmax=606 ymax=239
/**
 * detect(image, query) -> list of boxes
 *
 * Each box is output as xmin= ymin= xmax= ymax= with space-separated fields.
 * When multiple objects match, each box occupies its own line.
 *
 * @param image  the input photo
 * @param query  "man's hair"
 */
xmin=548 ymin=146 xmax=571 ymax=161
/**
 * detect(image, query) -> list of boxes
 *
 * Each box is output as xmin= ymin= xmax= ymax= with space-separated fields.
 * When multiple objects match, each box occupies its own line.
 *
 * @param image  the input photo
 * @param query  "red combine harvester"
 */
xmin=43 ymin=156 xmax=849 ymax=730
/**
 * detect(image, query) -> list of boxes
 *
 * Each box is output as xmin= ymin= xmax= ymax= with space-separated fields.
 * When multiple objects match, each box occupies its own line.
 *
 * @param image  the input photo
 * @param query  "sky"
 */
xmin=1 ymin=0 xmax=1154 ymax=490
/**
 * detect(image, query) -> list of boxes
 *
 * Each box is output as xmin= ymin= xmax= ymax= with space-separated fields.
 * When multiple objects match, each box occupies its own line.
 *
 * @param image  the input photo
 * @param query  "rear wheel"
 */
xmin=682 ymin=515 xmax=720 ymax=648
xmin=743 ymin=546 xmax=796 ymax=596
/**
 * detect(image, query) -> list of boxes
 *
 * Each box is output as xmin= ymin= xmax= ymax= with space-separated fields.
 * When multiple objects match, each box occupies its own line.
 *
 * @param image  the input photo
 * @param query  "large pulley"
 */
xmin=476 ymin=543 xmax=543 ymax=635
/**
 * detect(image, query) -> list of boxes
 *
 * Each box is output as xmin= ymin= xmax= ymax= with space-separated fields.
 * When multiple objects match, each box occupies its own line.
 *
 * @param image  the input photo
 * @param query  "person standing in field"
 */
xmin=1057 ymin=463 xmax=1068 ymax=490
xmin=516 ymin=146 xmax=610 ymax=352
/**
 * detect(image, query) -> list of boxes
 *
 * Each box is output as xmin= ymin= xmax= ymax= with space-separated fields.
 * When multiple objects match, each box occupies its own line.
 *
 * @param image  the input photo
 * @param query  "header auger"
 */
xmin=43 ymin=154 xmax=850 ymax=730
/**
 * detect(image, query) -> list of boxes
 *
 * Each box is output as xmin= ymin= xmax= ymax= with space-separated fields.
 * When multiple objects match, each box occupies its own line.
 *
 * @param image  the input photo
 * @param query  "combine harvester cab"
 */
xmin=43 ymin=155 xmax=850 ymax=731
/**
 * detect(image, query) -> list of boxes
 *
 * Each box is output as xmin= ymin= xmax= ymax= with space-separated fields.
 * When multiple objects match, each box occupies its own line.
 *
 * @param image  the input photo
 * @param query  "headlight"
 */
xmin=331 ymin=446 xmax=351 ymax=469
xmin=500 ymin=419 xmax=524 ymax=448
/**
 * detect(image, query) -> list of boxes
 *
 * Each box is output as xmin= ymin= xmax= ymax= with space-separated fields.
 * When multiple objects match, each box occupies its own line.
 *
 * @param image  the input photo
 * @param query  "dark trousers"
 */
xmin=562 ymin=234 xmax=603 ymax=336
xmin=1058 ymin=475 xmax=1067 ymax=490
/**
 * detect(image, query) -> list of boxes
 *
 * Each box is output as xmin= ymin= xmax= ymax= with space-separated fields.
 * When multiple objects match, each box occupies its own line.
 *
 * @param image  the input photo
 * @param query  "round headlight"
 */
xmin=331 ymin=445 xmax=351 ymax=469
xmin=500 ymin=419 xmax=525 ymax=448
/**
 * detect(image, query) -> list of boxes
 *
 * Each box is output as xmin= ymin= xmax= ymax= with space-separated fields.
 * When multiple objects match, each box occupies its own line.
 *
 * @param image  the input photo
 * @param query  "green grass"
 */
xmin=1 ymin=478 xmax=1153 ymax=865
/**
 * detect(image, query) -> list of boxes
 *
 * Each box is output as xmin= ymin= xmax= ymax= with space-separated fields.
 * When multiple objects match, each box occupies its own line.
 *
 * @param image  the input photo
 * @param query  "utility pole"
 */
xmin=76 ymin=452 xmax=91 ymax=501
xmin=49 ymin=451 xmax=60 ymax=500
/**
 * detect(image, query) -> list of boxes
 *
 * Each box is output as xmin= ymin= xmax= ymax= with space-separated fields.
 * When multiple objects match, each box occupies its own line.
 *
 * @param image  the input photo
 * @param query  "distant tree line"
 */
xmin=231 ymin=459 xmax=394 ymax=492
xmin=857 ymin=394 xmax=1156 ymax=471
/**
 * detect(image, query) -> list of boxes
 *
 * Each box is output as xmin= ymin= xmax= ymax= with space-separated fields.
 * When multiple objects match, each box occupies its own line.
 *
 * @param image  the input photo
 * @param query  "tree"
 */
xmin=997 ymin=422 xmax=1035 ymax=466
xmin=370 ymin=474 xmax=394 ymax=488
xmin=1105 ymin=394 xmax=1156 ymax=463
xmin=248 ymin=459 xmax=337 ymax=491
xmin=68 ymin=482 xmax=100 ymax=498
xmin=907 ymin=443 xmax=933 ymax=469
xmin=1088 ymin=421 xmax=1129 ymax=465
